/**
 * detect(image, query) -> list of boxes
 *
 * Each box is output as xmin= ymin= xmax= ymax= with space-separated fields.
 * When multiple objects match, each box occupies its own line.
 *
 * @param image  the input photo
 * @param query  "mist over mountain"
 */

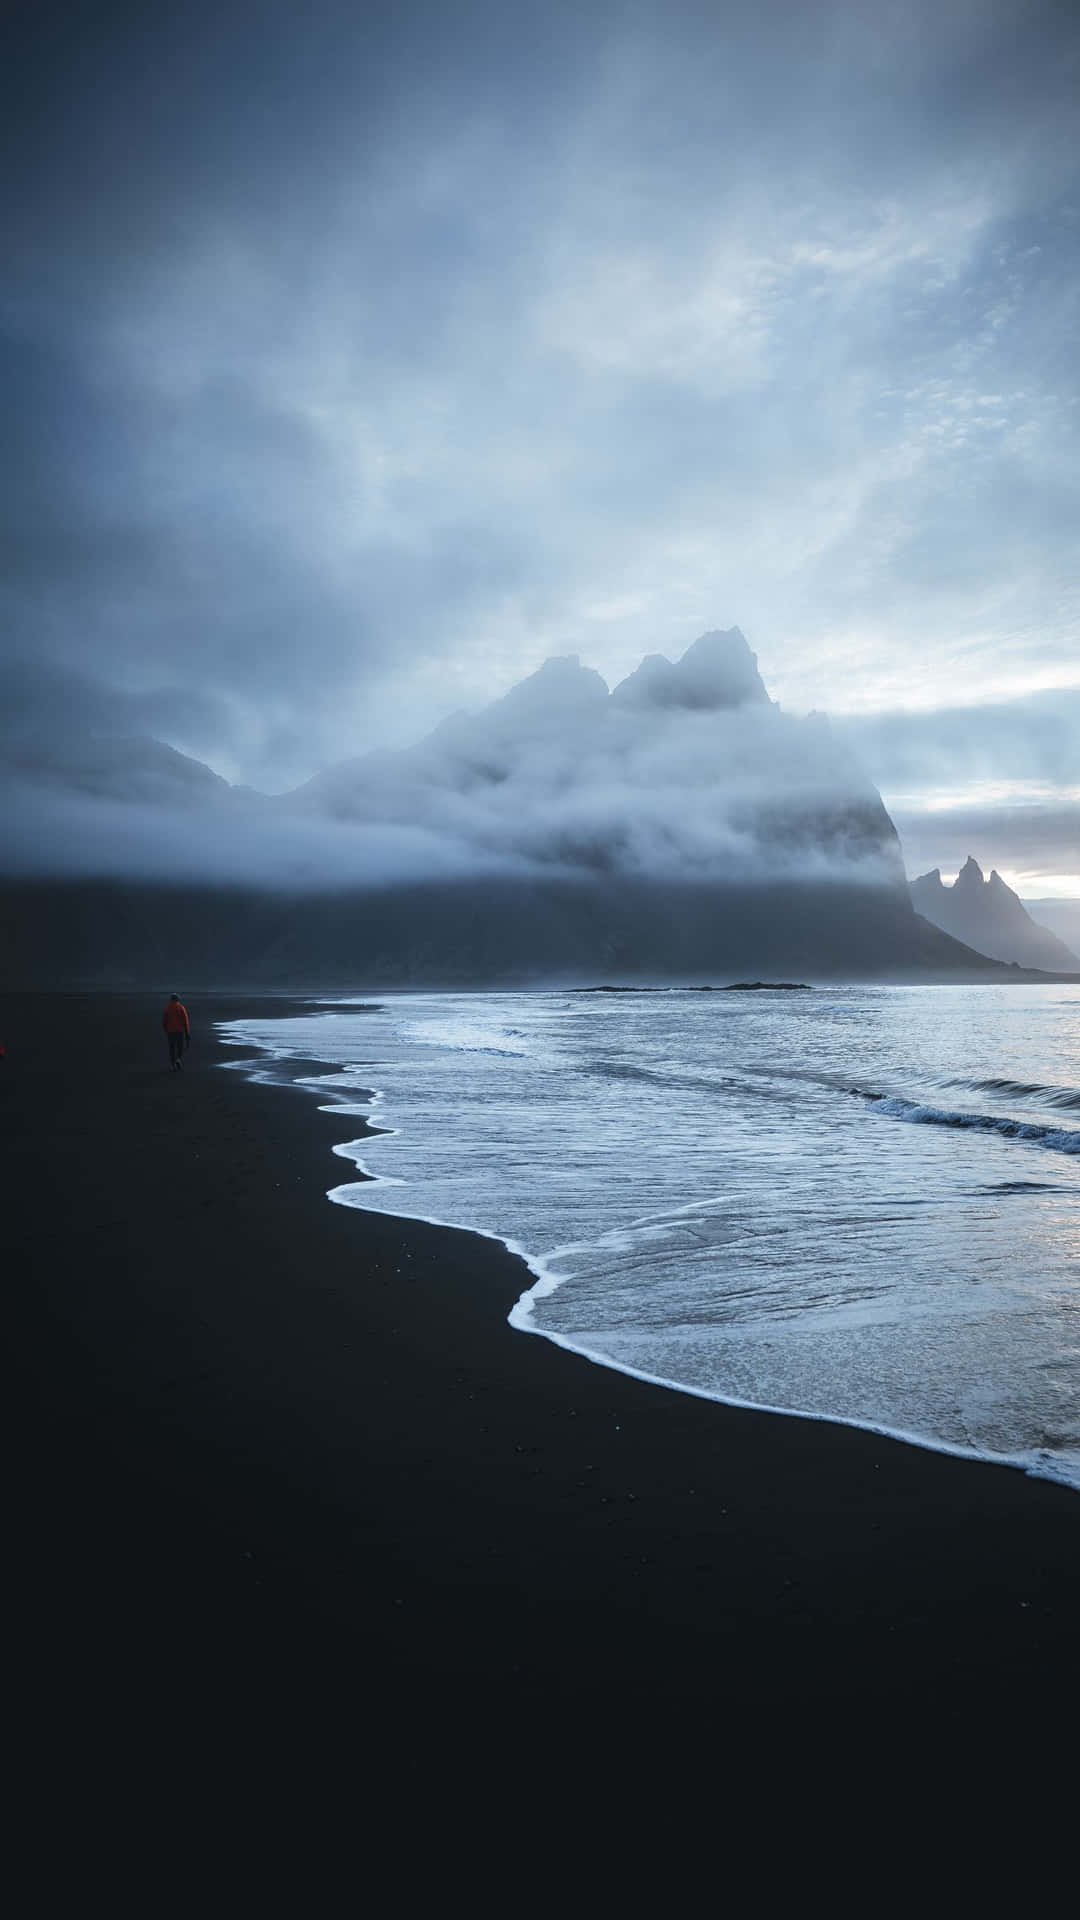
xmin=286 ymin=631 xmax=906 ymax=888
xmin=0 ymin=629 xmax=1034 ymax=986
xmin=910 ymin=859 xmax=1080 ymax=972
xmin=1022 ymin=899 xmax=1080 ymax=955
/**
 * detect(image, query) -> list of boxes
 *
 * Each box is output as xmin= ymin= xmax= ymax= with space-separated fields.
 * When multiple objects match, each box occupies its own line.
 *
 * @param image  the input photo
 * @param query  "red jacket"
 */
xmin=162 ymin=1000 xmax=190 ymax=1035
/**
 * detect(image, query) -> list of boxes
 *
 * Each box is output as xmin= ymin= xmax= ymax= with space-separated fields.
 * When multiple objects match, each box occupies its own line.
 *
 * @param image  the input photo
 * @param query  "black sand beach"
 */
xmin=8 ymin=992 xmax=1080 ymax=1791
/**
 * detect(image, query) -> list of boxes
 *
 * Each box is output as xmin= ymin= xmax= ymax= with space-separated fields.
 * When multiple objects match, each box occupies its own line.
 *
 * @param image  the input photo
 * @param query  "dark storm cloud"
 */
xmin=0 ymin=653 xmax=232 ymax=753
xmin=2 ymin=0 xmax=1078 ymax=853
xmin=3 ymin=0 xmax=611 ymax=778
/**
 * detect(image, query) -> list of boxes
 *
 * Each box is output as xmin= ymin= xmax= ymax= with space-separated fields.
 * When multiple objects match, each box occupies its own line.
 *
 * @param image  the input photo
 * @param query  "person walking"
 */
xmin=162 ymin=994 xmax=190 ymax=1071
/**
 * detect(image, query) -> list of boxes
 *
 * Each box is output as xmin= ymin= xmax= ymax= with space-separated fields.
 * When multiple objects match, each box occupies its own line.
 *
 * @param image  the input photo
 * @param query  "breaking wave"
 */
xmin=870 ymin=1094 xmax=1080 ymax=1155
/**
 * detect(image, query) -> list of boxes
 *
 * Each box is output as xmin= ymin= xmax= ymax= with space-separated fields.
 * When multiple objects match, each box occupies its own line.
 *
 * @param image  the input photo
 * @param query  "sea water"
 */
xmin=221 ymin=984 xmax=1080 ymax=1489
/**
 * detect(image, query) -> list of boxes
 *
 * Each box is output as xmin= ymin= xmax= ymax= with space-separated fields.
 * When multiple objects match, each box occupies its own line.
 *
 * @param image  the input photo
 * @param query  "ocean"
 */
xmin=221 ymin=983 xmax=1080 ymax=1490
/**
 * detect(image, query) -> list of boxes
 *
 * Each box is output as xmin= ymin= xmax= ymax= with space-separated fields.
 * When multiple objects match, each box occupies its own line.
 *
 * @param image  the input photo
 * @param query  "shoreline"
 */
xmin=235 ymin=1002 xmax=1080 ymax=1497
xmin=335 ymin=1112 xmax=1080 ymax=1496
xmin=8 ymin=989 xmax=1080 ymax=1755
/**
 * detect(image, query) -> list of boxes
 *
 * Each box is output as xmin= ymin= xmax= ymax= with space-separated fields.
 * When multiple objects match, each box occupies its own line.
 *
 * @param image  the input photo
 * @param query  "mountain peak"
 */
xmin=609 ymin=652 xmax=681 ymax=709
xmin=955 ymin=855 xmax=985 ymax=890
xmin=495 ymin=654 xmax=610 ymax=720
xmin=675 ymin=627 xmax=770 ymax=709
xmin=612 ymin=626 xmax=770 ymax=711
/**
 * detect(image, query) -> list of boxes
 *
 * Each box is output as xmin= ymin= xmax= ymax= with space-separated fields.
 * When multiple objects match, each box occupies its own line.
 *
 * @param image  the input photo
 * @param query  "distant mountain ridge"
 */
xmin=1 ymin=629 xmax=1068 ymax=987
xmin=910 ymin=858 xmax=1080 ymax=971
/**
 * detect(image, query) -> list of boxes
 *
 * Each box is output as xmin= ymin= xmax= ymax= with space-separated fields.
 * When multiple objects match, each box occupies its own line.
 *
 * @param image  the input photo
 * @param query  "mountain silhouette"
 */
xmin=910 ymin=858 xmax=1080 ymax=971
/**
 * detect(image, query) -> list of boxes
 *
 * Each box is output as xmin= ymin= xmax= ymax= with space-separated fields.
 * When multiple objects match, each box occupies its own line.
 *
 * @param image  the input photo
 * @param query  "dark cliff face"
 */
xmin=910 ymin=858 xmax=1080 ymax=971
xmin=0 ymin=628 xmax=1009 ymax=986
xmin=0 ymin=869 xmax=1007 ymax=988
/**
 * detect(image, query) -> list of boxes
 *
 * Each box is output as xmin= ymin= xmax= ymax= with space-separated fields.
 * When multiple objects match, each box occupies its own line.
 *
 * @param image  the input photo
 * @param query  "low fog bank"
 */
xmin=284 ymin=642 xmax=905 ymax=890
xmin=2 ymin=631 xmax=1017 ymax=986
xmin=2 ymin=631 xmax=905 ymax=895
xmin=0 ymin=779 xmax=520 ymax=894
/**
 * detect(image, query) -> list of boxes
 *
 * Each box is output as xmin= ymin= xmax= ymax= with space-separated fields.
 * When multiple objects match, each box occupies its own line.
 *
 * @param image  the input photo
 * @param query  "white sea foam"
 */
xmin=870 ymin=1094 xmax=1080 ymax=1154
xmin=219 ymin=983 xmax=1080 ymax=1491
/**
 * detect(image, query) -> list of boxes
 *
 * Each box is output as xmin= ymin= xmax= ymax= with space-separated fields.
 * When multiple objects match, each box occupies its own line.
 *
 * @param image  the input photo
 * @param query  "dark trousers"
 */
xmin=167 ymin=1030 xmax=186 ymax=1066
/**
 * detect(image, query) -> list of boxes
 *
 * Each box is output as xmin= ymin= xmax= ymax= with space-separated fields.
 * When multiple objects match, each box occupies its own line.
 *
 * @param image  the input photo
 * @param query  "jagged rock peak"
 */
xmin=910 ymin=857 xmax=1080 ymax=971
xmin=495 ymin=653 xmax=610 ymax=718
xmin=609 ymin=652 xmax=684 ymax=708
xmin=612 ymin=626 xmax=770 ymax=711
xmin=673 ymin=627 xmax=771 ymax=708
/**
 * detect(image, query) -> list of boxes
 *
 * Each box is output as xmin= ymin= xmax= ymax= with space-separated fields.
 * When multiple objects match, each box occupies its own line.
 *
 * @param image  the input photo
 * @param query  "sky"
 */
xmin=3 ymin=0 xmax=1078 ymax=897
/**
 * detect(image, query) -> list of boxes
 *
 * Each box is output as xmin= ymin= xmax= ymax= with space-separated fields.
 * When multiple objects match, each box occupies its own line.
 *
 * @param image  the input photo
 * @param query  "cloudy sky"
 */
xmin=4 ymin=0 xmax=1078 ymax=895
